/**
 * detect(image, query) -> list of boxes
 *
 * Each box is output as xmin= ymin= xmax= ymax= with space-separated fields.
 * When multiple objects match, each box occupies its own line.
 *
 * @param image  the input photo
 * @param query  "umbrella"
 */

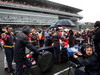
xmin=50 ymin=23 xmax=56 ymax=28
xmin=55 ymin=19 xmax=76 ymax=27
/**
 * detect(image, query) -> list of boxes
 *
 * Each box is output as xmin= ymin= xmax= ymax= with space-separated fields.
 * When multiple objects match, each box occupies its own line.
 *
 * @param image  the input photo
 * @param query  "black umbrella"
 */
xmin=55 ymin=19 xmax=76 ymax=27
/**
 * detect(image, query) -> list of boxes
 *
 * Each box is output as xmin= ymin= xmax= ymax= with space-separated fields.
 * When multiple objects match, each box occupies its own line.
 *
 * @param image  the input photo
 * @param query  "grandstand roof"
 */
xmin=14 ymin=0 xmax=82 ymax=13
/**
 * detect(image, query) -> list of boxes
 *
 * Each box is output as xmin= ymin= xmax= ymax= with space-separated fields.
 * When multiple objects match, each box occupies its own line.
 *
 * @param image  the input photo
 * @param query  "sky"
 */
xmin=49 ymin=0 xmax=100 ymax=23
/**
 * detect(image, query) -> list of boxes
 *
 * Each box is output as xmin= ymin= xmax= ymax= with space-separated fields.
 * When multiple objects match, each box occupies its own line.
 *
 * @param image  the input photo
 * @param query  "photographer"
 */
xmin=73 ymin=45 xmax=99 ymax=75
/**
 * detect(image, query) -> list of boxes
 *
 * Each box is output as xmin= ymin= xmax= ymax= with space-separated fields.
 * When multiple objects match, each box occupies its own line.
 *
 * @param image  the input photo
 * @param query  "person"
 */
xmin=0 ymin=25 xmax=2 ymax=49
xmin=44 ymin=29 xmax=52 ymax=46
xmin=14 ymin=26 xmax=40 ymax=75
xmin=1 ymin=27 xmax=8 ymax=71
xmin=2 ymin=26 xmax=14 ymax=73
xmin=73 ymin=45 xmax=99 ymax=75
xmin=37 ymin=29 xmax=45 ymax=47
xmin=0 ymin=28 xmax=4 ymax=50
xmin=51 ymin=28 xmax=63 ymax=63
xmin=68 ymin=30 xmax=75 ymax=47
xmin=93 ymin=21 xmax=100 ymax=69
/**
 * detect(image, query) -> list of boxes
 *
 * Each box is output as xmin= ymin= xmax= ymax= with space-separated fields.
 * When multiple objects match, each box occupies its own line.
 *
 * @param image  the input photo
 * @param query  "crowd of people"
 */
xmin=0 ymin=21 xmax=100 ymax=75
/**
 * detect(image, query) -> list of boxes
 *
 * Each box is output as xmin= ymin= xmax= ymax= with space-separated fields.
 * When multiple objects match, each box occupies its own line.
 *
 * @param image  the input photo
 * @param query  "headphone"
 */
xmin=81 ymin=44 xmax=95 ymax=54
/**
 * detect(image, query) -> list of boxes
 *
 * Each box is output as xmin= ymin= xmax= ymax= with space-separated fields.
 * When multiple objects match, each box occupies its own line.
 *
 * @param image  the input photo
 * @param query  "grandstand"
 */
xmin=0 ymin=0 xmax=83 ymax=27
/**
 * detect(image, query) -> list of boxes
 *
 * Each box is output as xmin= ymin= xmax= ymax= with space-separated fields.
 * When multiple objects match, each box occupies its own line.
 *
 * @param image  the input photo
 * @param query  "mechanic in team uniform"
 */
xmin=14 ymin=26 xmax=40 ymax=75
xmin=2 ymin=26 xmax=14 ymax=73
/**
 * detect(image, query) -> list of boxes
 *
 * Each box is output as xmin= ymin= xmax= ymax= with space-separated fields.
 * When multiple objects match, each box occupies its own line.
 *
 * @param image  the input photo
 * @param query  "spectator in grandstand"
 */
xmin=14 ymin=26 xmax=40 ymax=75
xmin=73 ymin=45 xmax=99 ymax=75
xmin=93 ymin=21 xmax=100 ymax=69
xmin=2 ymin=26 xmax=14 ymax=73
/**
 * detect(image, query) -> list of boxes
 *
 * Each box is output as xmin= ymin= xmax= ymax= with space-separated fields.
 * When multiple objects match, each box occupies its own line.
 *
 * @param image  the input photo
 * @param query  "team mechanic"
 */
xmin=14 ymin=26 xmax=40 ymax=75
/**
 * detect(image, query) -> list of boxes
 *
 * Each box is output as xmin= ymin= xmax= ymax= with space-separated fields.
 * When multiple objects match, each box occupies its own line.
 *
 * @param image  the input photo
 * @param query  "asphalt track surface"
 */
xmin=0 ymin=48 xmax=77 ymax=75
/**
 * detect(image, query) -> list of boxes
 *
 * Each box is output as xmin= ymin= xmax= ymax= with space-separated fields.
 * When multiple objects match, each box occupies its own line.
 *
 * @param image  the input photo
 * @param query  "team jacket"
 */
xmin=14 ymin=32 xmax=39 ymax=63
xmin=76 ymin=53 xmax=99 ymax=71
xmin=2 ymin=33 xmax=14 ymax=48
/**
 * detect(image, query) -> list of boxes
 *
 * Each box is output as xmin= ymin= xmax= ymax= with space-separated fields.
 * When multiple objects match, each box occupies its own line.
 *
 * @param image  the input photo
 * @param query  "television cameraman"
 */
xmin=73 ymin=45 xmax=99 ymax=75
